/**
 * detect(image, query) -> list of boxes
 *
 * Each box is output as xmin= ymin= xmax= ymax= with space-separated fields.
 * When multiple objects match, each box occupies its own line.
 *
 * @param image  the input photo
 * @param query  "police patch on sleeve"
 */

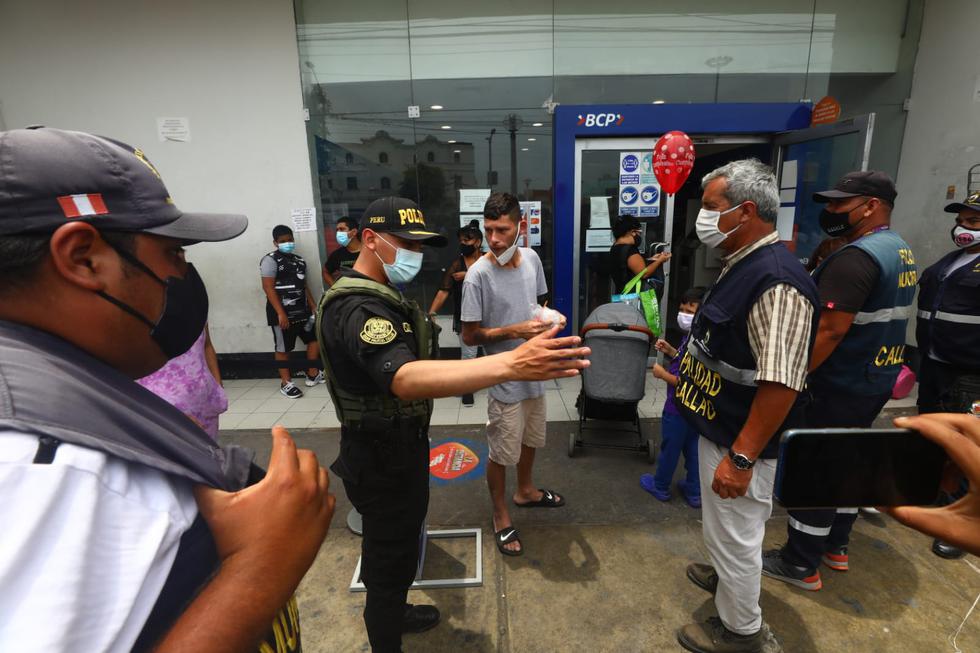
xmin=360 ymin=317 xmax=397 ymax=345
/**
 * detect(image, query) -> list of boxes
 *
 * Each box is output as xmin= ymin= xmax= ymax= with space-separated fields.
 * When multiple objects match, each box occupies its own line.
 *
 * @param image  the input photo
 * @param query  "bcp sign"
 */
xmin=577 ymin=113 xmax=625 ymax=127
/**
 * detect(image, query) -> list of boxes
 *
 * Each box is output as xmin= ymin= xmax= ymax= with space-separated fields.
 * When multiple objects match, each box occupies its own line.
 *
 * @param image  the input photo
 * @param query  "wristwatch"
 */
xmin=728 ymin=450 xmax=756 ymax=471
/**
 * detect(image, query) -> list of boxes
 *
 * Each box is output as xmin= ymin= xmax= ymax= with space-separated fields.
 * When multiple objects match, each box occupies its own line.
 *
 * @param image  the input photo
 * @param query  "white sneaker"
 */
xmin=305 ymin=371 xmax=325 ymax=387
xmin=280 ymin=382 xmax=303 ymax=399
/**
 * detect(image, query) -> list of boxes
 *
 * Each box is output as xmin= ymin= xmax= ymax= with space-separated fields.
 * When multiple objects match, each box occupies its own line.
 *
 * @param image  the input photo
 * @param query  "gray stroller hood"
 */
xmin=580 ymin=302 xmax=653 ymax=403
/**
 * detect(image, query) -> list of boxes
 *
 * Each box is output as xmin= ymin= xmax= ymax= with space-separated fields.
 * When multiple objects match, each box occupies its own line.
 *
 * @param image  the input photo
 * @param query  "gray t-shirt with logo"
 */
xmin=460 ymin=248 xmax=548 ymax=403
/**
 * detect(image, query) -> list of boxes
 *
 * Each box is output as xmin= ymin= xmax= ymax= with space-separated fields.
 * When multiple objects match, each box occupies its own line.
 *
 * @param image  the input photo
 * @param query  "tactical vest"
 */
xmin=267 ymin=250 xmax=310 ymax=323
xmin=0 ymin=321 xmax=299 ymax=652
xmin=675 ymin=241 xmax=820 ymax=459
xmin=916 ymin=250 xmax=980 ymax=370
xmin=316 ymin=276 xmax=438 ymax=430
xmin=812 ymin=230 xmax=917 ymax=395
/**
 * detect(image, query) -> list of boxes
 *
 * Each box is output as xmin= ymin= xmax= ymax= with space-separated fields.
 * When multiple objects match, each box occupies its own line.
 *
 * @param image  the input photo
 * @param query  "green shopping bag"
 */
xmin=612 ymin=270 xmax=662 ymax=336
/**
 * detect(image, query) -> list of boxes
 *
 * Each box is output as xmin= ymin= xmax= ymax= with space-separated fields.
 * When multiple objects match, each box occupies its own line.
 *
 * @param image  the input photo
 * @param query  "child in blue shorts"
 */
xmin=640 ymin=287 xmax=705 ymax=508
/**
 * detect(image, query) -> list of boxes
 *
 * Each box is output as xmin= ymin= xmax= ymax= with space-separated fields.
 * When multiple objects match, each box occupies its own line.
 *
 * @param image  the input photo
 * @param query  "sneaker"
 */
xmin=640 ymin=474 xmax=671 ymax=501
xmin=822 ymin=546 xmax=849 ymax=571
xmin=761 ymin=549 xmax=821 ymax=591
xmin=679 ymin=483 xmax=702 ymax=509
xmin=304 ymin=371 xmax=325 ymax=387
xmin=686 ymin=563 xmax=718 ymax=595
xmin=461 ymin=393 xmax=474 ymax=407
xmin=280 ymin=382 xmax=303 ymax=399
xmin=859 ymin=507 xmax=880 ymax=515
xmin=677 ymin=616 xmax=766 ymax=653
xmin=402 ymin=604 xmax=440 ymax=634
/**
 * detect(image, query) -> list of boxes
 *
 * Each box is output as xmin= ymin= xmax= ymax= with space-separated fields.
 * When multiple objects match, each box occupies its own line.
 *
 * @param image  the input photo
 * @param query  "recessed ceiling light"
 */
xmin=652 ymin=100 xmax=665 ymax=104
xmin=440 ymin=125 xmax=452 ymax=130
xmin=430 ymin=105 xmax=444 ymax=110
xmin=453 ymin=149 xmax=461 ymax=153
xmin=447 ymin=140 xmax=457 ymax=144
xmin=532 ymin=122 xmax=543 ymax=127
xmin=527 ymin=138 xmax=536 ymax=142
xmin=521 ymin=147 xmax=529 ymax=151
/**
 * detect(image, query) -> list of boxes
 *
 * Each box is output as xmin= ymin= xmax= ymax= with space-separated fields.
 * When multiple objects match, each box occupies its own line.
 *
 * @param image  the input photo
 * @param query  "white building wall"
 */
xmin=0 ymin=0 xmax=317 ymax=353
xmin=893 ymin=0 xmax=980 ymax=345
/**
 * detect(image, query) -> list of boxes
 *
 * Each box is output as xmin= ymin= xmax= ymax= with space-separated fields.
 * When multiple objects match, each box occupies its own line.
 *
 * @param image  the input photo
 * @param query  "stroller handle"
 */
xmin=580 ymin=322 xmax=655 ymax=342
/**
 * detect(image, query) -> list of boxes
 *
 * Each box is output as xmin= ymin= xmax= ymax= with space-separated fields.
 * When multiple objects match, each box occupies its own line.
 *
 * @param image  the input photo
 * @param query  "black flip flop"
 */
xmin=493 ymin=525 xmax=523 ymax=557
xmin=514 ymin=488 xmax=565 ymax=508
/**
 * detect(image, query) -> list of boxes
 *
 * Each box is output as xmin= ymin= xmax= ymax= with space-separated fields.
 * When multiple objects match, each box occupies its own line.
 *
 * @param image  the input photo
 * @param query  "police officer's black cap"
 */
xmin=813 ymin=170 xmax=897 ymax=206
xmin=360 ymin=196 xmax=447 ymax=247
xmin=0 ymin=126 xmax=247 ymax=242
xmin=944 ymin=190 xmax=980 ymax=214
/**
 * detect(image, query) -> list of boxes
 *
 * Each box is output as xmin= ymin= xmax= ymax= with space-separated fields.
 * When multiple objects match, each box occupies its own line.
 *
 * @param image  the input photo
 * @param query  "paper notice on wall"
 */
xmin=590 ymin=197 xmax=611 ymax=228
xmin=291 ymin=207 xmax=317 ymax=232
xmin=520 ymin=201 xmax=542 ymax=247
xmin=585 ymin=229 xmax=614 ymax=252
xmin=779 ymin=188 xmax=796 ymax=204
xmin=156 ymin=117 xmax=190 ymax=142
xmin=619 ymin=152 xmax=660 ymax=218
xmin=459 ymin=188 xmax=491 ymax=213
xmin=780 ymin=160 xmax=798 ymax=189
xmin=776 ymin=206 xmax=796 ymax=241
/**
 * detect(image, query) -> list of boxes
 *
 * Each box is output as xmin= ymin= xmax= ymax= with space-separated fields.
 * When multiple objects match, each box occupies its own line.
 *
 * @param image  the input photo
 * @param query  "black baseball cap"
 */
xmin=0 ymin=126 xmax=247 ymax=242
xmin=360 ymin=196 xmax=447 ymax=247
xmin=813 ymin=170 xmax=897 ymax=206
xmin=944 ymin=190 xmax=980 ymax=214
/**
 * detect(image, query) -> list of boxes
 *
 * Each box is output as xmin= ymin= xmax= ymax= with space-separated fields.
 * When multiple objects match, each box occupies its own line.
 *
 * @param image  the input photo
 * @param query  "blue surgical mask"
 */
xmin=336 ymin=231 xmax=351 ymax=247
xmin=278 ymin=242 xmax=296 ymax=254
xmin=374 ymin=235 xmax=423 ymax=285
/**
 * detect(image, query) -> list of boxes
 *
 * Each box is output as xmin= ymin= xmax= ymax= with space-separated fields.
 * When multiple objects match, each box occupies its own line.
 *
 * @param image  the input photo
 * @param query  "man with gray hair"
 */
xmin=674 ymin=159 xmax=819 ymax=653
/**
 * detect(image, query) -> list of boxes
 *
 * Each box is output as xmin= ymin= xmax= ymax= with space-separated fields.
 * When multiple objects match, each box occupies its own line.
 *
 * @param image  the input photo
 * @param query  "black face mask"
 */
xmin=460 ymin=244 xmax=477 ymax=256
xmin=98 ymin=246 xmax=210 ymax=360
xmin=818 ymin=199 xmax=869 ymax=237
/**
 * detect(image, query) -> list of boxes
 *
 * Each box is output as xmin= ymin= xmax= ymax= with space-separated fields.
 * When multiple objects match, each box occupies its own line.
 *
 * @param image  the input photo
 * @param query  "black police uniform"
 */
xmin=916 ymin=248 xmax=980 ymax=413
xmin=318 ymin=270 xmax=436 ymax=653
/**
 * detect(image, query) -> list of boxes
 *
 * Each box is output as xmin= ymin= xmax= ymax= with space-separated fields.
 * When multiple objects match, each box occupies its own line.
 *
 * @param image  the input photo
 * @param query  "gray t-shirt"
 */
xmin=460 ymin=248 xmax=548 ymax=403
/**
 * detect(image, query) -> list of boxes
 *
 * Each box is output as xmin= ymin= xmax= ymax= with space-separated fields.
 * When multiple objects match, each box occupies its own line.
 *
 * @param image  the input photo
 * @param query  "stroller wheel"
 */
xmin=646 ymin=438 xmax=657 ymax=464
xmin=568 ymin=431 xmax=577 ymax=458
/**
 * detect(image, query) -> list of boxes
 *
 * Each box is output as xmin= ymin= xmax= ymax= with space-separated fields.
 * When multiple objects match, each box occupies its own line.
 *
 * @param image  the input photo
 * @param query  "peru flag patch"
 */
xmin=57 ymin=193 xmax=108 ymax=218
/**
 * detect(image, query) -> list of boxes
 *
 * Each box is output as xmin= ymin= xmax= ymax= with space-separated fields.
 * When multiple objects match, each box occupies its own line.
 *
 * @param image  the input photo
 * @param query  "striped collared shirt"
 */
xmin=718 ymin=231 xmax=814 ymax=392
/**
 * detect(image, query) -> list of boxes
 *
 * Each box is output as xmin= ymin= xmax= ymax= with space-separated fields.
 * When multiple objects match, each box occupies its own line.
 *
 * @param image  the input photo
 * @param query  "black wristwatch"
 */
xmin=728 ymin=450 xmax=756 ymax=471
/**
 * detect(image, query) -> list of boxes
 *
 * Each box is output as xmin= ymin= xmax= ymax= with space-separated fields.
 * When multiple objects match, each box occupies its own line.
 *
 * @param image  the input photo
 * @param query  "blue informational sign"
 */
xmin=620 ymin=186 xmax=638 ymax=205
xmin=621 ymin=154 xmax=639 ymax=173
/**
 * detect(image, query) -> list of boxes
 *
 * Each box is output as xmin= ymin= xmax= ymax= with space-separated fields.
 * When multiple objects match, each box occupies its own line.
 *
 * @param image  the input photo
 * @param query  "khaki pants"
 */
xmin=699 ymin=436 xmax=777 ymax=635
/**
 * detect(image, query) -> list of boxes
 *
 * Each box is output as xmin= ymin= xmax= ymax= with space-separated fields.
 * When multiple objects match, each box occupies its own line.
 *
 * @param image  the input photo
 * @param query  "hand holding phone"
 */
xmin=885 ymin=413 xmax=980 ymax=557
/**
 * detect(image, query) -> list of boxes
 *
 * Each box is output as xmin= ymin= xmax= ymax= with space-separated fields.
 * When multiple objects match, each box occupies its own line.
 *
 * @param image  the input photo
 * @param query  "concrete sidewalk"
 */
xmin=220 ymin=409 xmax=980 ymax=652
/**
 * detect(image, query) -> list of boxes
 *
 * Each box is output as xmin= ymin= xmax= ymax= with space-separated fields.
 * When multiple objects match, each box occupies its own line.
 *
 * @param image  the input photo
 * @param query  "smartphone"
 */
xmin=774 ymin=428 xmax=947 ymax=509
xmin=648 ymin=242 xmax=670 ymax=256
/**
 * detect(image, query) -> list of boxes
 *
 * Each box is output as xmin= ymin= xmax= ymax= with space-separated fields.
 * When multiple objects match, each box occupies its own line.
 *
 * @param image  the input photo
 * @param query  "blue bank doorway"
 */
xmin=551 ymin=103 xmax=873 ymax=339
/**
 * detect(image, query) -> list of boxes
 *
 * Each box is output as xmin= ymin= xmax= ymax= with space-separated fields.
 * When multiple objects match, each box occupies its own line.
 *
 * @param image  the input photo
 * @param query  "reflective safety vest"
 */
xmin=676 ymin=242 xmax=820 ymax=459
xmin=811 ymin=230 xmax=917 ymax=395
xmin=267 ymin=249 xmax=310 ymax=323
xmin=916 ymin=250 xmax=980 ymax=370
xmin=316 ymin=276 xmax=438 ymax=429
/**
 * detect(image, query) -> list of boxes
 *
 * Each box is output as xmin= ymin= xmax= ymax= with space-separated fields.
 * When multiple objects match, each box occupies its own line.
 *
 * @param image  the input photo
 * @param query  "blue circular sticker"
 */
xmin=641 ymin=185 xmax=660 ymax=204
xmin=620 ymin=186 xmax=639 ymax=205
xmin=622 ymin=155 xmax=639 ymax=173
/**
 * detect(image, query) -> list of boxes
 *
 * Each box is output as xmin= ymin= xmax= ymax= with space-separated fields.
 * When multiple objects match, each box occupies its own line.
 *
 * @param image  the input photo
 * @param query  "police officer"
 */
xmin=317 ymin=196 xmax=590 ymax=653
xmin=915 ymin=190 xmax=980 ymax=559
xmin=764 ymin=171 xmax=917 ymax=588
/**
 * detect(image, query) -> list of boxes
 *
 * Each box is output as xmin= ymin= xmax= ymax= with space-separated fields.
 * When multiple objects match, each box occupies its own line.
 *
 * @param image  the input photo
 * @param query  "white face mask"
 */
xmin=491 ymin=223 xmax=523 ymax=265
xmin=951 ymin=224 xmax=980 ymax=249
xmin=677 ymin=311 xmax=694 ymax=332
xmin=696 ymin=203 xmax=744 ymax=249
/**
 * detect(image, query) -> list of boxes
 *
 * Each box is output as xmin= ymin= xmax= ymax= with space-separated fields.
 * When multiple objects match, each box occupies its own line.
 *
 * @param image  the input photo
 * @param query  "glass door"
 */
xmin=573 ymin=138 xmax=662 ymax=333
xmin=773 ymin=114 xmax=875 ymax=267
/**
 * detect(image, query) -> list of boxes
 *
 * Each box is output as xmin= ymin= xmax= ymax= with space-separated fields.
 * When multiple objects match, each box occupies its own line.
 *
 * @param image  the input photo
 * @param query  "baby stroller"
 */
xmin=570 ymin=302 xmax=656 ymax=462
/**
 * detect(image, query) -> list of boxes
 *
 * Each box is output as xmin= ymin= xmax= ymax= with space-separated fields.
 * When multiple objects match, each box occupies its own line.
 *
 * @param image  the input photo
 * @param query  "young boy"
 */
xmin=640 ymin=287 xmax=705 ymax=507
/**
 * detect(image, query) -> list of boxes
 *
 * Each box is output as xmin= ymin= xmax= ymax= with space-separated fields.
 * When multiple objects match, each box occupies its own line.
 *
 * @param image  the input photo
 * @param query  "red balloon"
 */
xmin=653 ymin=131 xmax=696 ymax=196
